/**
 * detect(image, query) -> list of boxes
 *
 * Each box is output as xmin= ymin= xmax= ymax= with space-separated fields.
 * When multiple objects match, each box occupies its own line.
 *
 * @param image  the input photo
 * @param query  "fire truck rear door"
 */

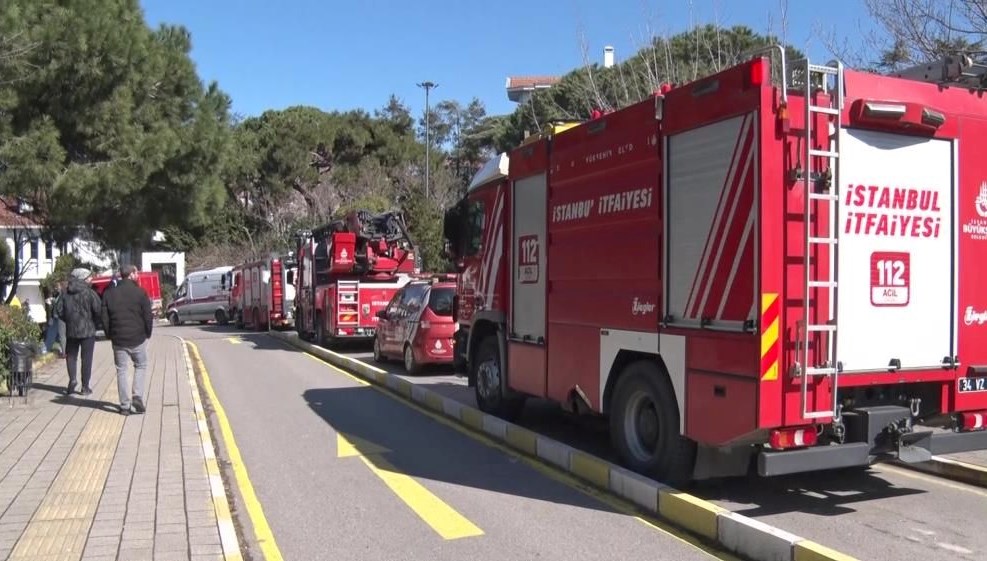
xmin=511 ymin=172 xmax=547 ymax=343
xmin=837 ymin=127 xmax=956 ymax=371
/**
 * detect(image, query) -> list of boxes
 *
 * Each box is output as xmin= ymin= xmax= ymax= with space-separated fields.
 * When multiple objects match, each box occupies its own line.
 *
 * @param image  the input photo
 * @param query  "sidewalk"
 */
xmin=0 ymin=335 xmax=238 ymax=561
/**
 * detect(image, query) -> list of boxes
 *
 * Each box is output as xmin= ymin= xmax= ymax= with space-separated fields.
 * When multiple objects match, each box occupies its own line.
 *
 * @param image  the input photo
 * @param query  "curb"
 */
xmin=896 ymin=456 xmax=987 ymax=488
xmin=269 ymin=331 xmax=859 ymax=561
xmin=180 ymin=339 xmax=244 ymax=561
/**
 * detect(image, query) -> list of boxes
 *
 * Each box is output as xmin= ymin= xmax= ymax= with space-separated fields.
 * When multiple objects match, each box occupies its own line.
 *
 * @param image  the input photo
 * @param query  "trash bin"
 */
xmin=8 ymin=340 xmax=35 ymax=398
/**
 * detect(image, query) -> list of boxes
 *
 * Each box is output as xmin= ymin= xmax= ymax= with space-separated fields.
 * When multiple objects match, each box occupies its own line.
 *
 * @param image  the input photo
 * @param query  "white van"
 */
xmin=166 ymin=266 xmax=234 ymax=325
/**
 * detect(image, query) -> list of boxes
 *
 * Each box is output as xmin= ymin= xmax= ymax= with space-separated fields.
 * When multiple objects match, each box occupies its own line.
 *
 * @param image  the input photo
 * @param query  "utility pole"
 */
xmin=417 ymin=81 xmax=438 ymax=199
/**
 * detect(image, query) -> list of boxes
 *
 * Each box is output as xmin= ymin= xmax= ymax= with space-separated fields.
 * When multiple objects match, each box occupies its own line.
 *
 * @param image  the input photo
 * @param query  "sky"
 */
xmin=139 ymin=0 xmax=878 ymax=121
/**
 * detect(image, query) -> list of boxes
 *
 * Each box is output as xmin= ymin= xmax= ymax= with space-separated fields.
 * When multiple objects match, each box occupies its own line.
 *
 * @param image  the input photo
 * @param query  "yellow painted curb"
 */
xmin=423 ymin=391 xmax=445 ymax=413
xmin=899 ymin=456 xmax=987 ymax=488
xmin=461 ymin=406 xmax=485 ymax=431
xmin=658 ymin=489 xmax=726 ymax=541
xmin=794 ymin=539 xmax=860 ymax=561
xmin=505 ymin=425 xmax=538 ymax=456
xmin=570 ymin=450 xmax=611 ymax=489
xmin=178 ymin=340 xmax=245 ymax=561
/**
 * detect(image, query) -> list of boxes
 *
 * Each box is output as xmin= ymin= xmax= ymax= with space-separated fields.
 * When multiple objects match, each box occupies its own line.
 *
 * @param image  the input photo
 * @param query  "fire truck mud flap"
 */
xmin=757 ymin=405 xmax=987 ymax=476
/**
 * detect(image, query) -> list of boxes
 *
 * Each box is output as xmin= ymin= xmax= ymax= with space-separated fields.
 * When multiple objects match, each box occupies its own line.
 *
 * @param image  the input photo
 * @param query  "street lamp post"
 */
xmin=417 ymin=80 xmax=438 ymax=199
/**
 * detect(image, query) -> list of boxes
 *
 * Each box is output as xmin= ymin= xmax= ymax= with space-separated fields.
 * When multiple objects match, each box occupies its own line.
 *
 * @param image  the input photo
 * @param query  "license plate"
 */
xmin=958 ymin=376 xmax=987 ymax=393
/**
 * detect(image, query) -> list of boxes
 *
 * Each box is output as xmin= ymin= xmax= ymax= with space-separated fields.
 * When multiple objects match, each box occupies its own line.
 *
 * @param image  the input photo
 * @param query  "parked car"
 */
xmin=373 ymin=275 xmax=456 ymax=374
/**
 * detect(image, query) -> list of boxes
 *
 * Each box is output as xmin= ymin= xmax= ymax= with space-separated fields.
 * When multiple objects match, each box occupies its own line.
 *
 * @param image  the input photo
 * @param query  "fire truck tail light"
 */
xmin=959 ymin=411 xmax=987 ymax=431
xmin=749 ymin=58 xmax=765 ymax=86
xmin=769 ymin=427 xmax=818 ymax=450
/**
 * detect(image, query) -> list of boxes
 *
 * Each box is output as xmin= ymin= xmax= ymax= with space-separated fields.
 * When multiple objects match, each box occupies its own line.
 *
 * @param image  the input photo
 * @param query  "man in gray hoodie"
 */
xmin=53 ymin=268 xmax=102 ymax=396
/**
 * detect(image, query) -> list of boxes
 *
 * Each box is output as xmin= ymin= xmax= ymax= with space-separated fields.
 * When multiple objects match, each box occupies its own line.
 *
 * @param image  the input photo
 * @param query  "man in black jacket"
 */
xmin=101 ymin=264 xmax=153 ymax=415
xmin=54 ymin=268 xmax=102 ymax=396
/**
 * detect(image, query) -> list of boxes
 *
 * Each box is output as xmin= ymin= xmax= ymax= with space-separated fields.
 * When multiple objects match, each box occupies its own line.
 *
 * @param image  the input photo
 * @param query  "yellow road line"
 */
xmin=226 ymin=337 xmax=242 ymax=345
xmin=188 ymin=342 xmax=284 ymax=561
xmin=181 ymin=340 xmax=244 ymax=561
xmin=361 ymin=454 xmax=484 ymax=540
xmin=336 ymin=432 xmax=483 ymax=540
xmin=303 ymin=349 xmax=738 ymax=560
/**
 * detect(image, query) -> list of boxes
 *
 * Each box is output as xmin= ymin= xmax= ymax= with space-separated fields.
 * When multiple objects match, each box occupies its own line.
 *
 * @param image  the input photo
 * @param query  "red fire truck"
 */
xmin=91 ymin=270 xmax=163 ymax=317
xmin=294 ymin=210 xmax=417 ymax=347
xmin=229 ymin=255 xmax=298 ymax=331
xmin=443 ymin=48 xmax=987 ymax=484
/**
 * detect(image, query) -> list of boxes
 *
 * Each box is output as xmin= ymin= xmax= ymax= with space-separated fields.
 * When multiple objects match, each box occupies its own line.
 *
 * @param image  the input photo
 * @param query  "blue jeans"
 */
xmin=113 ymin=340 xmax=148 ymax=410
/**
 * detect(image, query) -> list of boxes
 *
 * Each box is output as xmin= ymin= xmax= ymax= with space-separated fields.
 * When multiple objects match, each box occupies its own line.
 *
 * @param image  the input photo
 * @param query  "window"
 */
xmin=45 ymin=241 xmax=54 ymax=260
xmin=465 ymin=201 xmax=485 ymax=256
xmin=175 ymin=282 xmax=188 ymax=299
xmin=400 ymin=283 xmax=428 ymax=317
xmin=427 ymin=287 xmax=455 ymax=317
xmin=30 ymin=239 xmax=39 ymax=260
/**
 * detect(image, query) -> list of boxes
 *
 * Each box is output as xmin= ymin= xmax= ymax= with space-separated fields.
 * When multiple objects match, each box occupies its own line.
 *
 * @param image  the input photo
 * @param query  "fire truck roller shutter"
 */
xmin=511 ymin=172 xmax=547 ymax=343
xmin=663 ymin=112 xmax=758 ymax=329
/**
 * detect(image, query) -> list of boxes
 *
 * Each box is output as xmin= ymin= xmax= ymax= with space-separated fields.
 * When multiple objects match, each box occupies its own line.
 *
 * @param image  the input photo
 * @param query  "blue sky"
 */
xmin=140 ymin=0 xmax=877 ymax=120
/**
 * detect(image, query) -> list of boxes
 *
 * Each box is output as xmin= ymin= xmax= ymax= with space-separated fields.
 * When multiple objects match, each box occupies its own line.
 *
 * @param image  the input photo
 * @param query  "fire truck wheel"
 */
xmin=609 ymin=361 xmax=695 ymax=485
xmin=404 ymin=344 xmax=421 ymax=375
xmin=472 ymin=336 xmax=524 ymax=421
xmin=315 ymin=314 xmax=326 ymax=346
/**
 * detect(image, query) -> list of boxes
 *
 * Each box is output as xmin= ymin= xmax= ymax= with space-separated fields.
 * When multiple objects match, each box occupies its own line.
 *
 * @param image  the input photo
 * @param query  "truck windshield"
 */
xmin=427 ymin=287 xmax=455 ymax=316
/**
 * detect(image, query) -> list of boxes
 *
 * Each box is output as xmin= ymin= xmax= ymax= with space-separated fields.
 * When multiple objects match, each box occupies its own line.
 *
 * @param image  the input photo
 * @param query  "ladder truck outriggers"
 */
xmin=294 ymin=210 xmax=417 ymax=347
xmin=443 ymin=47 xmax=987 ymax=484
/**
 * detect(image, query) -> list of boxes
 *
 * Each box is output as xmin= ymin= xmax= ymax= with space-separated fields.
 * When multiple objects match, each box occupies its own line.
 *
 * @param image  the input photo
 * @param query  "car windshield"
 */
xmin=427 ymin=287 xmax=455 ymax=317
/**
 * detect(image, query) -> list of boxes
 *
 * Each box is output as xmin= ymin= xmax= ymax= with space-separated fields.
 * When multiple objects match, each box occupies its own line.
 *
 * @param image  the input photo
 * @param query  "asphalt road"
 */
xmin=334 ymin=334 xmax=987 ymax=561
xmin=175 ymin=325 xmax=734 ymax=561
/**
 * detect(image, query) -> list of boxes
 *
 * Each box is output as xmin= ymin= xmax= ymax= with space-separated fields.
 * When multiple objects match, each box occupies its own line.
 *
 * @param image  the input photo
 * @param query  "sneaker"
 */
xmin=132 ymin=396 xmax=145 ymax=414
xmin=64 ymin=385 xmax=75 ymax=396
xmin=120 ymin=406 xmax=131 ymax=416
xmin=81 ymin=387 xmax=93 ymax=396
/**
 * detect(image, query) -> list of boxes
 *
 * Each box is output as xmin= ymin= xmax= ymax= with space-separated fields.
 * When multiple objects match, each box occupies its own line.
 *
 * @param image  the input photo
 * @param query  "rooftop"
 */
xmin=506 ymin=75 xmax=561 ymax=102
xmin=0 ymin=196 xmax=42 ymax=228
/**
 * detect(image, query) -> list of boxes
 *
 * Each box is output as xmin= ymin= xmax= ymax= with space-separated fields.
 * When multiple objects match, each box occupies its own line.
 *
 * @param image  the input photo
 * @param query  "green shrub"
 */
xmin=0 ymin=305 xmax=42 ymax=395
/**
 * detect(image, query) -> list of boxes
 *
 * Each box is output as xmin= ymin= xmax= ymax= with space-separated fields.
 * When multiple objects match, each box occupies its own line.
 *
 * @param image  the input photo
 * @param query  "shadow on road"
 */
xmin=300 ymin=384 xmax=619 ymax=516
xmin=693 ymin=466 xmax=927 ymax=518
xmin=215 ymin=327 xmax=935 ymax=521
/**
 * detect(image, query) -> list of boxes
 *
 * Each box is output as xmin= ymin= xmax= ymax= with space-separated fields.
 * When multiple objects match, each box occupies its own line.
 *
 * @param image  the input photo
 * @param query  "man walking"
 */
xmin=101 ymin=264 xmax=152 ymax=416
xmin=54 ymin=268 xmax=101 ymax=395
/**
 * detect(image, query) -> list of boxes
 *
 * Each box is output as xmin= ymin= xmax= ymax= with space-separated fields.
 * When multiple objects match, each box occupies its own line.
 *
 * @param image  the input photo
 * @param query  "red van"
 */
xmin=373 ymin=275 xmax=456 ymax=374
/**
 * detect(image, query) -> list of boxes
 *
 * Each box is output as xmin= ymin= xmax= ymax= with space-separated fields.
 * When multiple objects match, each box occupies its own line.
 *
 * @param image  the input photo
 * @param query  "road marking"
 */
xmin=188 ymin=342 xmax=285 ymax=561
xmin=337 ymin=432 xmax=484 ymax=540
xmin=877 ymin=463 xmax=987 ymax=498
xmin=226 ymin=337 xmax=242 ymax=344
xmin=295 ymin=347 xmax=736 ymax=560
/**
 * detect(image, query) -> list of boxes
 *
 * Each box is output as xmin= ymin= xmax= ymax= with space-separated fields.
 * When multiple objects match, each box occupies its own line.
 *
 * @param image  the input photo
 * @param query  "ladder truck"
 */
xmin=443 ymin=47 xmax=987 ymax=484
xmin=294 ymin=210 xmax=417 ymax=347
